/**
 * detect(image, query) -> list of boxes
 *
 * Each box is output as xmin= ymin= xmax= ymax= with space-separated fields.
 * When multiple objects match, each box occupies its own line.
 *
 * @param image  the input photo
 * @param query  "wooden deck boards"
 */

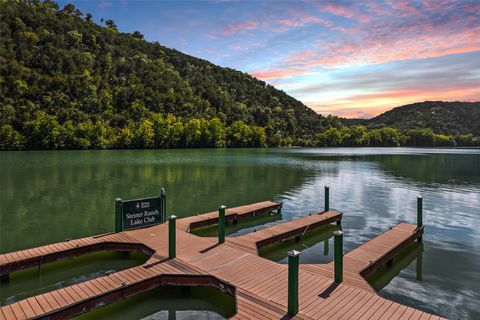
xmin=0 ymin=200 xmax=441 ymax=320
xmin=226 ymin=210 xmax=342 ymax=253
xmin=176 ymin=201 xmax=282 ymax=232
xmin=300 ymin=223 xmax=423 ymax=292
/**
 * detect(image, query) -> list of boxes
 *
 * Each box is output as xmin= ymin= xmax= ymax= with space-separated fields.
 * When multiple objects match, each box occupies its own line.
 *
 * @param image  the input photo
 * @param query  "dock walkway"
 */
xmin=0 ymin=201 xmax=440 ymax=320
xmin=176 ymin=201 xmax=282 ymax=232
xmin=301 ymin=223 xmax=423 ymax=292
xmin=227 ymin=210 xmax=342 ymax=254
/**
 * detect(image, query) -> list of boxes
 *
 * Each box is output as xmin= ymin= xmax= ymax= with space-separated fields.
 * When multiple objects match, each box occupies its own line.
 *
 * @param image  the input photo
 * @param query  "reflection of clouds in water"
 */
xmin=382 ymin=271 xmax=480 ymax=319
xmin=273 ymin=151 xmax=480 ymax=319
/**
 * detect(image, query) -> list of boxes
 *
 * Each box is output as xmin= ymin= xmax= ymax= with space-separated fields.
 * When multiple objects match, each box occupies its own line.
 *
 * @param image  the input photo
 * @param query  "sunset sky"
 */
xmin=60 ymin=0 xmax=480 ymax=118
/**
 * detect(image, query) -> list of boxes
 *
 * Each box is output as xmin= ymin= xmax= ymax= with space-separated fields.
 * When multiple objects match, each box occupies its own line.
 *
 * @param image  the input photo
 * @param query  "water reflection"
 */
xmin=74 ymin=286 xmax=235 ymax=320
xmin=1 ymin=148 xmax=480 ymax=319
xmin=259 ymin=225 xmax=338 ymax=263
xmin=366 ymin=243 xmax=423 ymax=291
xmin=192 ymin=212 xmax=283 ymax=237
xmin=1 ymin=251 xmax=149 ymax=306
xmin=0 ymin=149 xmax=314 ymax=252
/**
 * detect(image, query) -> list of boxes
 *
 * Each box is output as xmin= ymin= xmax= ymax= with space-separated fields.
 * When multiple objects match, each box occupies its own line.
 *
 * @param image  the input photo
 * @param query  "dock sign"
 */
xmin=117 ymin=196 xmax=165 ymax=231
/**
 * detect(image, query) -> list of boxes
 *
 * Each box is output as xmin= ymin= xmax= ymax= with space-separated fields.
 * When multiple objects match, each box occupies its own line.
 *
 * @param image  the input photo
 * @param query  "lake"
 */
xmin=1 ymin=148 xmax=479 ymax=319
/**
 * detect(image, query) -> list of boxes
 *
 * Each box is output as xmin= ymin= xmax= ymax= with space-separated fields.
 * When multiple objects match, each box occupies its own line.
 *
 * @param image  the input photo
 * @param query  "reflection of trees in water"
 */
xmin=74 ymin=286 xmax=235 ymax=320
xmin=368 ymin=154 xmax=480 ymax=186
xmin=367 ymin=243 xmax=422 ymax=292
xmin=283 ymin=151 xmax=480 ymax=186
xmin=0 ymin=150 xmax=314 ymax=252
xmin=1 ymin=251 xmax=149 ymax=305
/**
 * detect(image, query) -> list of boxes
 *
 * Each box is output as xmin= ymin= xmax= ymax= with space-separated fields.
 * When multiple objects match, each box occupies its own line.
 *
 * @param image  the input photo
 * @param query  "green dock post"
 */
xmin=169 ymin=215 xmax=177 ymax=259
xmin=334 ymin=230 xmax=343 ymax=283
xmin=288 ymin=250 xmax=300 ymax=316
xmin=416 ymin=243 xmax=423 ymax=281
xmin=417 ymin=195 xmax=423 ymax=228
xmin=325 ymin=186 xmax=330 ymax=211
xmin=218 ymin=205 xmax=226 ymax=244
xmin=161 ymin=187 xmax=167 ymax=222
xmin=115 ymin=198 xmax=123 ymax=233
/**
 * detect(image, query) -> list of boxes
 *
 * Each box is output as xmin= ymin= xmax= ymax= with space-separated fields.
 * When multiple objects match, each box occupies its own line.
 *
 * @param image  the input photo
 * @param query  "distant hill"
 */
xmin=0 ymin=0 xmax=332 ymax=150
xmin=338 ymin=118 xmax=368 ymax=126
xmin=346 ymin=101 xmax=480 ymax=136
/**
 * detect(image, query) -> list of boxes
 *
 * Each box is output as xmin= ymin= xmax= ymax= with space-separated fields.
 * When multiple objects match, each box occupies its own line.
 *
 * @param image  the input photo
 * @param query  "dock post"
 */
xmin=417 ymin=195 xmax=423 ymax=228
xmin=115 ymin=198 xmax=123 ymax=233
xmin=416 ymin=243 xmax=423 ymax=281
xmin=288 ymin=250 xmax=300 ymax=316
xmin=325 ymin=186 xmax=330 ymax=211
xmin=219 ymin=205 xmax=226 ymax=244
xmin=169 ymin=215 xmax=177 ymax=259
xmin=334 ymin=230 xmax=343 ymax=283
xmin=161 ymin=188 xmax=166 ymax=223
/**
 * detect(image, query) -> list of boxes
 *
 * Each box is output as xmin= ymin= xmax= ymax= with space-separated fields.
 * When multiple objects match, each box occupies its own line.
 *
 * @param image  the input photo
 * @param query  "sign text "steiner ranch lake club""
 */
xmin=121 ymin=196 xmax=164 ymax=230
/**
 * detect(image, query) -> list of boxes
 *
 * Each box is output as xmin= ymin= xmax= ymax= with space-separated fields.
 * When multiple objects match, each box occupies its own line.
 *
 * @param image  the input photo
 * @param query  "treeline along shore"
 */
xmin=1 ymin=113 xmax=479 ymax=150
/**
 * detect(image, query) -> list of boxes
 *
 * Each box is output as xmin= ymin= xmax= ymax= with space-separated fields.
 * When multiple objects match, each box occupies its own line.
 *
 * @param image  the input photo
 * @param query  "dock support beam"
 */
xmin=219 ymin=205 xmax=226 ymax=244
xmin=115 ymin=198 xmax=123 ymax=233
xmin=161 ymin=188 xmax=166 ymax=223
xmin=324 ymin=186 xmax=330 ymax=211
xmin=288 ymin=250 xmax=300 ymax=316
xmin=169 ymin=215 xmax=177 ymax=259
xmin=334 ymin=230 xmax=343 ymax=283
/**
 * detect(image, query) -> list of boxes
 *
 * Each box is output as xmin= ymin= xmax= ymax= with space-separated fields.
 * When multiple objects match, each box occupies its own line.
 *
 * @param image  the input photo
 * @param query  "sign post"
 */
xmin=114 ymin=189 xmax=166 ymax=232
xmin=115 ymin=198 xmax=123 ymax=232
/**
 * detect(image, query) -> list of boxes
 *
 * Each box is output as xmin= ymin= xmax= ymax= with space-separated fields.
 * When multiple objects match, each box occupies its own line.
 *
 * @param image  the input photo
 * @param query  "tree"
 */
xmin=208 ymin=118 xmax=226 ymax=148
xmin=105 ymin=19 xmax=117 ymax=30
xmin=132 ymin=31 xmax=144 ymax=39
xmin=23 ymin=112 xmax=62 ymax=149
xmin=316 ymin=128 xmax=343 ymax=146
xmin=134 ymin=120 xmax=154 ymax=148
xmin=85 ymin=13 xmax=93 ymax=21
xmin=62 ymin=3 xmax=75 ymax=14
xmin=0 ymin=125 xmax=25 ymax=150
xmin=227 ymin=121 xmax=251 ymax=147
xmin=185 ymin=118 xmax=202 ymax=147
xmin=114 ymin=127 xmax=134 ymax=148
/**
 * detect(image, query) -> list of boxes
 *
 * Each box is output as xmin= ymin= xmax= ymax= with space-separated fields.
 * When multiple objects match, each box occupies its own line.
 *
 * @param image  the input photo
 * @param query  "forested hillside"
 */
xmin=366 ymin=101 xmax=480 ymax=135
xmin=1 ymin=1 xmax=479 ymax=150
xmin=0 ymin=0 xmax=333 ymax=150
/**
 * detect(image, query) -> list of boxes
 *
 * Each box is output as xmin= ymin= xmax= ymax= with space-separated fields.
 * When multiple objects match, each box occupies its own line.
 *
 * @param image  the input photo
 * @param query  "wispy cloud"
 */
xmin=98 ymin=1 xmax=113 ymax=9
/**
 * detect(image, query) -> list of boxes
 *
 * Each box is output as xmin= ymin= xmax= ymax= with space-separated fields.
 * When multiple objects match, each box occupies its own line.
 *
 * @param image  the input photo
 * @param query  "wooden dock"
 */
xmin=176 ymin=201 xmax=282 ymax=232
xmin=0 ymin=201 xmax=442 ymax=320
xmin=226 ymin=210 xmax=342 ymax=254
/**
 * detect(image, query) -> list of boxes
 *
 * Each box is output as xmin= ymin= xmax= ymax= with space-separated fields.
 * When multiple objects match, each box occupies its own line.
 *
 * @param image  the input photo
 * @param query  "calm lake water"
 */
xmin=1 ymin=148 xmax=479 ymax=319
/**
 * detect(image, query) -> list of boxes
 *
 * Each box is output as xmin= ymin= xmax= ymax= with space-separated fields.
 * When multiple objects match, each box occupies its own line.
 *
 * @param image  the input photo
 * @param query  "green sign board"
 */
xmin=121 ymin=196 xmax=164 ymax=230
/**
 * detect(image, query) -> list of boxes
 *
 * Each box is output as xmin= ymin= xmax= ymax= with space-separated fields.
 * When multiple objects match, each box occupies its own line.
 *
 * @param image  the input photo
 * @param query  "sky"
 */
xmin=59 ymin=0 xmax=480 ymax=118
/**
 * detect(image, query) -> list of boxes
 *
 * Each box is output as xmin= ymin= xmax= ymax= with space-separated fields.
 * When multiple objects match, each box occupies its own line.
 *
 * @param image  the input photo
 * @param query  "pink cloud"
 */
xmin=219 ymin=12 xmax=334 ymax=38
xmin=306 ymin=86 xmax=480 ymax=118
xmin=223 ymin=20 xmax=260 ymax=35
xmin=250 ymin=5 xmax=480 ymax=80
xmin=318 ymin=2 xmax=370 ymax=23
xmin=249 ymin=68 xmax=309 ymax=80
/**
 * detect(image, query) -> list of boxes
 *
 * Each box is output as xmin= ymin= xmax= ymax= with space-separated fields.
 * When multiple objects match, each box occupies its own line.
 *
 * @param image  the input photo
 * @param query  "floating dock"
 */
xmin=0 ymin=200 xmax=442 ymax=320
